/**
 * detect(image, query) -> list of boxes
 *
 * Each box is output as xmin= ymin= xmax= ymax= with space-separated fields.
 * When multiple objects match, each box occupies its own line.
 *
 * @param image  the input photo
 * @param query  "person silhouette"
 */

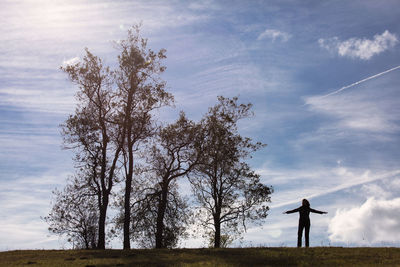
xmin=283 ymin=199 xmax=327 ymax=247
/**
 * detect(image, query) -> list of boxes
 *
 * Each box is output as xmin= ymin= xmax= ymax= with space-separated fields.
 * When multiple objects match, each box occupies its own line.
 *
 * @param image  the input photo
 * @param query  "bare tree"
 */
xmin=114 ymin=25 xmax=174 ymax=249
xmin=189 ymin=96 xmax=273 ymax=248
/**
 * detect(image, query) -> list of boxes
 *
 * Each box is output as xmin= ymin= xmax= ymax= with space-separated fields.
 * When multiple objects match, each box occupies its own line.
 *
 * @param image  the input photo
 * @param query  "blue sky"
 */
xmin=1 ymin=0 xmax=400 ymax=250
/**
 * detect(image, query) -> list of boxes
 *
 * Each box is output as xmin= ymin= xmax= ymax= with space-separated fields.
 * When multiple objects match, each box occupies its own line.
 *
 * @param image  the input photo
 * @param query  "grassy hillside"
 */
xmin=1 ymin=247 xmax=400 ymax=266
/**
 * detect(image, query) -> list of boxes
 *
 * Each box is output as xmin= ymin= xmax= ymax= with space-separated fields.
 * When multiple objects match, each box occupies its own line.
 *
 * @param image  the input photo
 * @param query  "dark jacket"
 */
xmin=286 ymin=205 xmax=325 ymax=223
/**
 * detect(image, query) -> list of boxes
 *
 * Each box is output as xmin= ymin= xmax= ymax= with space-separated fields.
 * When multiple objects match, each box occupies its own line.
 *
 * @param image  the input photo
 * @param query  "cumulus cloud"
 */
xmin=319 ymin=30 xmax=398 ymax=60
xmin=328 ymin=197 xmax=400 ymax=244
xmin=257 ymin=29 xmax=291 ymax=42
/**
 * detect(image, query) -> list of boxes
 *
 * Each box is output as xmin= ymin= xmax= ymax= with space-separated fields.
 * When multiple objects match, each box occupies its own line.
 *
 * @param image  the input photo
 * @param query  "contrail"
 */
xmin=320 ymin=65 xmax=400 ymax=99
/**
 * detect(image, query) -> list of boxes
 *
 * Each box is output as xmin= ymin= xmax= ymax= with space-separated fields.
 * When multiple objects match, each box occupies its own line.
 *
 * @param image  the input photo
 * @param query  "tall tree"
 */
xmin=61 ymin=49 xmax=124 ymax=249
xmin=114 ymin=25 xmax=174 ymax=249
xmin=189 ymin=96 xmax=273 ymax=248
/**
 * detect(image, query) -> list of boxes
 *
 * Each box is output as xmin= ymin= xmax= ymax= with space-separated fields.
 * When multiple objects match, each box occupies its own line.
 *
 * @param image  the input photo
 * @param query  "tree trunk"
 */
xmin=84 ymin=232 xmax=89 ymax=249
xmin=213 ymin=175 xmax=221 ymax=249
xmin=123 ymin=180 xmax=131 ymax=249
xmin=155 ymin=181 xmax=168 ymax=249
xmin=97 ymin=196 xmax=108 ymax=249
xmin=214 ymin=219 xmax=221 ymax=248
xmin=123 ymin=160 xmax=133 ymax=249
xmin=123 ymin=132 xmax=134 ymax=249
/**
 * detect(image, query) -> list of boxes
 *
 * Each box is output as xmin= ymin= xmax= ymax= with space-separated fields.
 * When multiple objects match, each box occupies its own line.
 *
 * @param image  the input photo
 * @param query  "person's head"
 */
xmin=302 ymin=199 xmax=310 ymax=207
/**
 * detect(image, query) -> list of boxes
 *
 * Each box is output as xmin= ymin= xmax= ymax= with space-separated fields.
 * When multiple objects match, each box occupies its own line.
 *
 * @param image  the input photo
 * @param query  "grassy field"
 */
xmin=1 ymin=247 xmax=400 ymax=266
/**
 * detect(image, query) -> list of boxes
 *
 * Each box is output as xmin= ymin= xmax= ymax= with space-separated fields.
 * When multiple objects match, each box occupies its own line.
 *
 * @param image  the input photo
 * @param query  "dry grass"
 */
xmin=1 ymin=247 xmax=400 ymax=266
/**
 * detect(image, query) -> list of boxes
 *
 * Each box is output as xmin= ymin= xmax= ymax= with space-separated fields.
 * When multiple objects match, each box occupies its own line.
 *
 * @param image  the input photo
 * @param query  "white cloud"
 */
xmin=328 ymin=197 xmax=400 ymax=244
xmin=257 ymin=29 xmax=291 ymax=42
xmin=188 ymin=0 xmax=219 ymax=11
xmin=62 ymin=56 xmax=80 ymax=67
xmin=319 ymin=30 xmax=398 ymax=60
xmin=361 ymin=183 xmax=391 ymax=199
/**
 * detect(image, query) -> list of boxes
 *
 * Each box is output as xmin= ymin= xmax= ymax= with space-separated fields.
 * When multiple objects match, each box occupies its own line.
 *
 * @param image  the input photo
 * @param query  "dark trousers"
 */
xmin=297 ymin=220 xmax=310 ymax=247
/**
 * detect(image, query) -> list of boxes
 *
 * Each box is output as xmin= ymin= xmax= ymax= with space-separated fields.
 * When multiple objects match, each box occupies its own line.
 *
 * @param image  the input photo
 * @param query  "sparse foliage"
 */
xmin=189 ymin=96 xmax=273 ymax=248
xmin=44 ymin=176 xmax=98 ymax=249
xmin=60 ymin=48 xmax=123 ymax=249
xmin=145 ymin=113 xmax=201 ymax=248
xmin=115 ymin=113 xmax=200 ymax=248
xmin=115 ymin=25 xmax=174 ymax=249
xmin=115 ymin=173 xmax=191 ymax=248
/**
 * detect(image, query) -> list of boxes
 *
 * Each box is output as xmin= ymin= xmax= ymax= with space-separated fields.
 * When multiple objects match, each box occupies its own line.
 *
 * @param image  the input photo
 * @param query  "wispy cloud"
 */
xmin=305 ymin=94 xmax=400 ymax=134
xmin=188 ymin=0 xmax=219 ymax=11
xmin=304 ymin=65 xmax=400 ymax=135
xmin=0 ymin=170 xmax=70 ymax=250
xmin=0 ymin=85 xmax=75 ymax=114
xmin=319 ymin=30 xmax=398 ymax=60
xmin=257 ymin=29 xmax=291 ymax=42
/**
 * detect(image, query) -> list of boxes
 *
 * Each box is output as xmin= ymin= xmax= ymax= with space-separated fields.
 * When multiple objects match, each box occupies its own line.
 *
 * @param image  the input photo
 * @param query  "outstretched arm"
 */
xmin=284 ymin=207 xmax=300 ymax=214
xmin=310 ymin=208 xmax=327 ymax=214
